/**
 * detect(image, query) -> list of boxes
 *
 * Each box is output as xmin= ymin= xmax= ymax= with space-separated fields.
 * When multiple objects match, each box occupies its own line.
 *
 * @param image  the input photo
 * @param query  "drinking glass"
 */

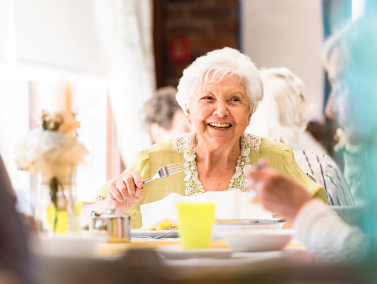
xmin=176 ymin=203 xmax=216 ymax=249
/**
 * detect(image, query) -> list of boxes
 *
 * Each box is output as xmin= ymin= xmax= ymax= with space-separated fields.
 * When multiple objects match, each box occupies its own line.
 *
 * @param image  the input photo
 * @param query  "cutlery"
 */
xmin=153 ymin=228 xmax=178 ymax=239
xmin=143 ymin=162 xmax=185 ymax=184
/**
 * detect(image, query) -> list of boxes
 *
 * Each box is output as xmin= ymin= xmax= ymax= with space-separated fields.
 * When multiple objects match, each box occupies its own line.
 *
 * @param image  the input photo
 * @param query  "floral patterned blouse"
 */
xmin=172 ymin=132 xmax=261 ymax=196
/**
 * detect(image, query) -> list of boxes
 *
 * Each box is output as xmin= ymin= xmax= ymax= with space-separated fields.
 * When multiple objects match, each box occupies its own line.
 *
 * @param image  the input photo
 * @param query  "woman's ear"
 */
xmin=247 ymin=110 xmax=253 ymax=126
xmin=185 ymin=104 xmax=192 ymax=124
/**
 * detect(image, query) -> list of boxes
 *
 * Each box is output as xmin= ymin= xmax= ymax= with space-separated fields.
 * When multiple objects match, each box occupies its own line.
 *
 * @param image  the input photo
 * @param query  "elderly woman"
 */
xmin=247 ymin=67 xmax=354 ymax=206
xmin=144 ymin=86 xmax=192 ymax=143
xmin=81 ymin=47 xmax=326 ymax=228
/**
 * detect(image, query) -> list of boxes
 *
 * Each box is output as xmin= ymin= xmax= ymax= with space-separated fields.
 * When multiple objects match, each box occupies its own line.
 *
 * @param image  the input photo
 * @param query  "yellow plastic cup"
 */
xmin=176 ymin=203 xmax=216 ymax=249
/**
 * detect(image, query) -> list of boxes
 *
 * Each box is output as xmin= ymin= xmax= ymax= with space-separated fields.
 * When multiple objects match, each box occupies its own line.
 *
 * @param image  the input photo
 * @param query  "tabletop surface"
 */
xmin=95 ymin=239 xmax=313 ymax=264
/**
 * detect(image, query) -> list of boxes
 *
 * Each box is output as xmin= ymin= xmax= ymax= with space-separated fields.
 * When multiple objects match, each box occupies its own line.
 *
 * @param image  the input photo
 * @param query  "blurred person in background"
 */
xmin=323 ymin=23 xmax=365 ymax=204
xmin=81 ymin=48 xmax=326 ymax=228
xmin=143 ymin=86 xmax=192 ymax=144
xmin=247 ymin=17 xmax=377 ymax=263
xmin=0 ymin=155 xmax=33 ymax=283
xmin=248 ymin=68 xmax=326 ymax=154
xmin=248 ymin=67 xmax=354 ymax=206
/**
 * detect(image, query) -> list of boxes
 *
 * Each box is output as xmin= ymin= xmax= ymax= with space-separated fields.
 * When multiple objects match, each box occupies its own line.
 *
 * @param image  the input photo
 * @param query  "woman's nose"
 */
xmin=213 ymin=101 xmax=229 ymax=117
xmin=325 ymin=93 xmax=335 ymax=119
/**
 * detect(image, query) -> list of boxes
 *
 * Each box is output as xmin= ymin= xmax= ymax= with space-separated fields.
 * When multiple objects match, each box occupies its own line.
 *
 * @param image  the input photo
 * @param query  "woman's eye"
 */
xmin=202 ymin=96 xmax=213 ymax=100
xmin=230 ymin=97 xmax=240 ymax=102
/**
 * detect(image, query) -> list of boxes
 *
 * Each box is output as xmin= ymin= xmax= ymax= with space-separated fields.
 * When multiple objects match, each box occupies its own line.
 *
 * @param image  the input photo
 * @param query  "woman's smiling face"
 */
xmin=185 ymin=74 xmax=252 ymax=147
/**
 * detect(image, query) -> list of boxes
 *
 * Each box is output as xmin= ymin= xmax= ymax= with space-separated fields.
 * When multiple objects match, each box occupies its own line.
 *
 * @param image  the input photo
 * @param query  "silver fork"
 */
xmin=153 ymin=228 xmax=178 ymax=239
xmin=143 ymin=162 xmax=185 ymax=184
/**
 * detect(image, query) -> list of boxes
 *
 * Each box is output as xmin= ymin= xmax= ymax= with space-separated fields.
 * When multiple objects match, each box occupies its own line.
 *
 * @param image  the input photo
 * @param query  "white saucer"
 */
xmin=157 ymin=245 xmax=233 ymax=260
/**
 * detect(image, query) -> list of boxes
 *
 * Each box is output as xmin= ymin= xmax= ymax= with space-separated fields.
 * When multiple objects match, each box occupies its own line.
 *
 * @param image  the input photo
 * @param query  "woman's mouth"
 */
xmin=208 ymin=122 xmax=232 ymax=129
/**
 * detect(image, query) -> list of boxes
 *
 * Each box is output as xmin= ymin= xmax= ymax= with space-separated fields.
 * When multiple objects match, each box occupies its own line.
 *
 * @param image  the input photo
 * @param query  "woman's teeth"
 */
xmin=209 ymin=123 xmax=231 ymax=128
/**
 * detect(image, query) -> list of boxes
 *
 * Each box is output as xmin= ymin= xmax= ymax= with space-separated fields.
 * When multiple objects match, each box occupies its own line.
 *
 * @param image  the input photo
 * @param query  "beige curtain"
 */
xmin=94 ymin=0 xmax=155 ymax=166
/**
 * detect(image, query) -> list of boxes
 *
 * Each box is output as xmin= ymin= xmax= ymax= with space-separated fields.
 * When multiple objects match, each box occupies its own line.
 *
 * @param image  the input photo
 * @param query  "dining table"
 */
xmin=33 ymin=236 xmax=333 ymax=284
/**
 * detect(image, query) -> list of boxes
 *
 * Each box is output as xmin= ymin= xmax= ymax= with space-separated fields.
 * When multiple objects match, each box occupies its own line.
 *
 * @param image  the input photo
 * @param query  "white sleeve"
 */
xmin=293 ymin=199 xmax=372 ymax=263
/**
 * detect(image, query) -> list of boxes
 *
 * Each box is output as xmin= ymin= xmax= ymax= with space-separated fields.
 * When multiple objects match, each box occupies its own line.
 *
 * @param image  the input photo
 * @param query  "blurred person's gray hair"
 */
xmin=322 ymin=21 xmax=354 ymax=70
xmin=323 ymin=18 xmax=377 ymax=77
xmin=144 ymin=86 xmax=181 ymax=130
xmin=176 ymin=47 xmax=263 ymax=114
xmin=249 ymin=68 xmax=312 ymax=145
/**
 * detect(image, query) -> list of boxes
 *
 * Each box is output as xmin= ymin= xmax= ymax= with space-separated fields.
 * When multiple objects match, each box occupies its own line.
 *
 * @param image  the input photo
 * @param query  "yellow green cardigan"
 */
xmin=96 ymin=137 xmax=327 ymax=228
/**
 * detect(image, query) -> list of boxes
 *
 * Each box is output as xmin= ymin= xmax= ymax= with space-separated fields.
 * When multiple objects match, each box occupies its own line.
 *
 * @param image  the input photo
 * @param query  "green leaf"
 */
xmin=49 ymin=177 xmax=62 ymax=232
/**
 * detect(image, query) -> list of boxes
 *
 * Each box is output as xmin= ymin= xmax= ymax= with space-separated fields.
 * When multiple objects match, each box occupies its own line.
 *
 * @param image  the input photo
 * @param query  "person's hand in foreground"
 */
xmin=107 ymin=172 xmax=144 ymax=212
xmin=246 ymin=160 xmax=311 ymax=222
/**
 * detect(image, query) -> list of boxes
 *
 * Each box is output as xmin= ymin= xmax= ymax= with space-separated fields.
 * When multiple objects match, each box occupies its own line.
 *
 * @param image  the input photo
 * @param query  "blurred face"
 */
xmin=326 ymin=49 xmax=349 ymax=124
xmin=325 ymin=49 xmax=344 ymax=119
xmin=185 ymin=75 xmax=252 ymax=147
xmin=327 ymin=49 xmax=377 ymax=145
xmin=150 ymin=110 xmax=192 ymax=143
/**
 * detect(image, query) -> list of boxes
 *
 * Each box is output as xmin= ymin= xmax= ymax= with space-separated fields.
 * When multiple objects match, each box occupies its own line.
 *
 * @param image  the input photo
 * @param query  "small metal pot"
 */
xmin=93 ymin=208 xmax=131 ymax=241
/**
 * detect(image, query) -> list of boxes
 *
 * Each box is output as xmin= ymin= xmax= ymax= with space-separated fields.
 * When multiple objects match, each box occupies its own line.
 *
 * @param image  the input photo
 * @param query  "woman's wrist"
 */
xmin=287 ymin=197 xmax=312 ymax=222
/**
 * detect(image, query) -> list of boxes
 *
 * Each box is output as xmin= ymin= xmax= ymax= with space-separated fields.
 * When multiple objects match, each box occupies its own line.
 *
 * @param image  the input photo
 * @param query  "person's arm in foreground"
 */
xmin=247 ymin=163 xmax=372 ymax=263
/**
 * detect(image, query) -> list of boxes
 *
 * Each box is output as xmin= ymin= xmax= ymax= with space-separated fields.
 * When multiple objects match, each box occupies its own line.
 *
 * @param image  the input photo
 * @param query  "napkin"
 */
xmin=140 ymin=191 xmax=272 ymax=229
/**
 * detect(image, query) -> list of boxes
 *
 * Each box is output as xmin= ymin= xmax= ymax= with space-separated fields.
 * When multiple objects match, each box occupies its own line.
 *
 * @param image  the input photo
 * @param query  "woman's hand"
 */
xmin=246 ymin=165 xmax=311 ymax=222
xmin=107 ymin=172 xmax=144 ymax=211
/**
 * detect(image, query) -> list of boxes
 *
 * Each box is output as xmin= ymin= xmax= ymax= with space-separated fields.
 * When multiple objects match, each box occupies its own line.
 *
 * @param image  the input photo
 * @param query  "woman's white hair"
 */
xmin=248 ymin=68 xmax=312 ymax=145
xmin=176 ymin=47 xmax=263 ymax=114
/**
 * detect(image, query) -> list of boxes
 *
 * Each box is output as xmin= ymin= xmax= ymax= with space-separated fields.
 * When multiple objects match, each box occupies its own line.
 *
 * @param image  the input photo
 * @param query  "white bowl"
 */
xmin=33 ymin=233 xmax=107 ymax=257
xmin=220 ymin=229 xmax=292 ymax=252
xmin=213 ymin=219 xmax=285 ymax=238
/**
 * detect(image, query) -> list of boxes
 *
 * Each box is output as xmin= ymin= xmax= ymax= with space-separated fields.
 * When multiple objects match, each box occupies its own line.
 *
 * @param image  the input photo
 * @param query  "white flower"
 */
xmin=185 ymin=188 xmax=192 ymax=195
xmin=243 ymin=164 xmax=252 ymax=174
xmin=241 ymin=147 xmax=250 ymax=156
xmin=184 ymin=152 xmax=195 ymax=162
xmin=193 ymin=172 xmax=201 ymax=185
xmin=15 ymin=128 xmax=89 ymax=178
xmin=232 ymin=166 xmax=242 ymax=179
xmin=183 ymin=170 xmax=192 ymax=181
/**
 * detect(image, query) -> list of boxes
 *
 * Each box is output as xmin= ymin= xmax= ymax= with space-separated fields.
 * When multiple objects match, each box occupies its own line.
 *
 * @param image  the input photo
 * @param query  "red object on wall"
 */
xmin=168 ymin=37 xmax=190 ymax=65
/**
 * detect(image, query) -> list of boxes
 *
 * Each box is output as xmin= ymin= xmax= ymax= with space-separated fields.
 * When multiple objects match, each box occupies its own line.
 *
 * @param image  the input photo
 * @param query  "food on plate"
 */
xmin=148 ymin=219 xmax=178 ymax=230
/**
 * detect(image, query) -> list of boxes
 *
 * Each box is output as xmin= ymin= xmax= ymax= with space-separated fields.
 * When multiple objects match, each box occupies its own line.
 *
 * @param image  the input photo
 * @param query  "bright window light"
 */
xmin=0 ymin=64 xmax=58 ymax=83
xmin=352 ymin=0 xmax=366 ymax=21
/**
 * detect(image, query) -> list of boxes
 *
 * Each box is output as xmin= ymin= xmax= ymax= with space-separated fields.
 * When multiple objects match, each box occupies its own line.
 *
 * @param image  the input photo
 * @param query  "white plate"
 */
xmin=131 ymin=229 xmax=180 ymax=238
xmin=213 ymin=219 xmax=285 ymax=238
xmin=221 ymin=229 xmax=292 ymax=252
xmin=157 ymin=245 xmax=233 ymax=260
